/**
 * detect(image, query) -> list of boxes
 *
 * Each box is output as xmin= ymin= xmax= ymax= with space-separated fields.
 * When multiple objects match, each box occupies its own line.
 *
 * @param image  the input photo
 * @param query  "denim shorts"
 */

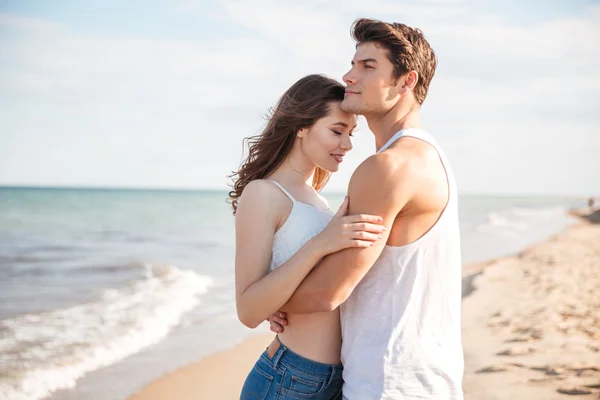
xmin=240 ymin=336 xmax=343 ymax=400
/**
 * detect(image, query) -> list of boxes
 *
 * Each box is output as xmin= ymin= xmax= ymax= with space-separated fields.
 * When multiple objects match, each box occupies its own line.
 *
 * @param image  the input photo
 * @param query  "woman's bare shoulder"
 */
xmin=237 ymin=179 xmax=289 ymax=219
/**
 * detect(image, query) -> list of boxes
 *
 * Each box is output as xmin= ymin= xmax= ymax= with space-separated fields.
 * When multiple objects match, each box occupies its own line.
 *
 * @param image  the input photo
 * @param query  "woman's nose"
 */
xmin=340 ymin=135 xmax=353 ymax=151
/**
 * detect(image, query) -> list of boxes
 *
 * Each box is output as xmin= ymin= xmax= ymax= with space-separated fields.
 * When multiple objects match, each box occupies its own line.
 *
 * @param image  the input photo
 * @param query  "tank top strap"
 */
xmin=378 ymin=128 xmax=438 ymax=154
xmin=378 ymin=128 xmax=450 ymax=171
xmin=377 ymin=130 xmax=405 ymax=154
xmin=267 ymin=180 xmax=297 ymax=203
xmin=377 ymin=128 xmax=457 ymax=204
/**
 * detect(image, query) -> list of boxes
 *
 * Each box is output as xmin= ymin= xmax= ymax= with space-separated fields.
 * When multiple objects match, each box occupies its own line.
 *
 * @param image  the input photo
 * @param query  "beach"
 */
xmin=128 ymin=334 xmax=274 ymax=400
xmin=129 ymin=210 xmax=600 ymax=400
xmin=0 ymin=189 xmax=588 ymax=400
xmin=462 ymin=210 xmax=600 ymax=400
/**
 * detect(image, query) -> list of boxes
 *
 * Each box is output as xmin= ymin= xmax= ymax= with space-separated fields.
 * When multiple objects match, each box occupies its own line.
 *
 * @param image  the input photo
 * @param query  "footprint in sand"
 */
xmin=504 ymin=330 xmax=542 ymax=342
xmin=487 ymin=319 xmax=511 ymax=327
xmin=584 ymin=383 xmax=600 ymax=389
xmin=571 ymin=367 xmax=600 ymax=378
xmin=528 ymin=376 xmax=566 ymax=383
xmin=505 ymin=362 xmax=526 ymax=368
xmin=530 ymin=365 xmax=566 ymax=376
xmin=496 ymin=347 xmax=536 ymax=356
xmin=556 ymin=387 xmax=593 ymax=395
xmin=476 ymin=366 xmax=507 ymax=373
xmin=504 ymin=337 xmax=532 ymax=343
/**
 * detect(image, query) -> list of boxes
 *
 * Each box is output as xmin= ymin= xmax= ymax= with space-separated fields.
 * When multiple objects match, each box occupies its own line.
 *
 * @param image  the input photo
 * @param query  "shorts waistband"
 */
xmin=263 ymin=336 xmax=342 ymax=380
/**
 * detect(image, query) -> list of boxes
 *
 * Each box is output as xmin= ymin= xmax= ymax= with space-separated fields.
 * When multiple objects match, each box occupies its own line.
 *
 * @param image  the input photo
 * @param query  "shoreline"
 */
xmin=129 ymin=210 xmax=600 ymax=400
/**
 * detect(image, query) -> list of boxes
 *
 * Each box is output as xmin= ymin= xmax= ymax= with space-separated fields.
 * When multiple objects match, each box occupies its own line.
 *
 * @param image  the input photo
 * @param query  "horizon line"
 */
xmin=0 ymin=184 xmax=593 ymax=199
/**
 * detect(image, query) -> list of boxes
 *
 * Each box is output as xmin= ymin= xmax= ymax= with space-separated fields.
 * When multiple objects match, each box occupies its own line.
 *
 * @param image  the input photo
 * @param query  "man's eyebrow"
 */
xmin=350 ymin=58 xmax=378 ymax=65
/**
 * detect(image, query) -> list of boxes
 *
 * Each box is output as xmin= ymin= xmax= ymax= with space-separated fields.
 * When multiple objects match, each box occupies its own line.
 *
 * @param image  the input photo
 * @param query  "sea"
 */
xmin=0 ymin=187 xmax=584 ymax=400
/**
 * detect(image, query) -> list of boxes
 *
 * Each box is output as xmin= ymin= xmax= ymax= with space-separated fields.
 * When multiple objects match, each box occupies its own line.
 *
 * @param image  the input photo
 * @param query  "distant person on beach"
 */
xmin=267 ymin=19 xmax=464 ymax=399
xmin=589 ymin=197 xmax=595 ymax=211
xmin=229 ymin=74 xmax=386 ymax=399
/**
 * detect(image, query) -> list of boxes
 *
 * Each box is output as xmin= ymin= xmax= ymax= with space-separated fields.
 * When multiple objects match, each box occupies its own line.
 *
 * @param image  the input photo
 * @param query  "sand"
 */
xmin=129 ymin=210 xmax=600 ymax=400
xmin=462 ymin=211 xmax=600 ymax=399
xmin=128 ymin=334 xmax=274 ymax=400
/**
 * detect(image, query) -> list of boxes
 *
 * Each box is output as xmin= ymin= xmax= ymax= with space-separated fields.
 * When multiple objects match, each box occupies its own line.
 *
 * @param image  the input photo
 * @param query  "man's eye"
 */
xmin=365 ymin=65 xmax=374 ymax=69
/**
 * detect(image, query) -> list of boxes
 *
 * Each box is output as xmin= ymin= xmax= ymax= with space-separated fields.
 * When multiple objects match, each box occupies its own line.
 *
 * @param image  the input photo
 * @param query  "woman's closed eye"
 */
xmin=332 ymin=130 xmax=353 ymax=137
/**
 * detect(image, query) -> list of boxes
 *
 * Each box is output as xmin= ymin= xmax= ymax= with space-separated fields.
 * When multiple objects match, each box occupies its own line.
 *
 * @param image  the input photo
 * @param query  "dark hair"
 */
xmin=351 ymin=18 xmax=437 ymax=105
xmin=227 ymin=74 xmax=345 ymax=215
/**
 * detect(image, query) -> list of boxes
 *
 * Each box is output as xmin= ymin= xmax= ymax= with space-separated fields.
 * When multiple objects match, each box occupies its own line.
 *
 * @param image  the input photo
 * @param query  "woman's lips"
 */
xmin=331 ymin=154 xmax=344 ymax=163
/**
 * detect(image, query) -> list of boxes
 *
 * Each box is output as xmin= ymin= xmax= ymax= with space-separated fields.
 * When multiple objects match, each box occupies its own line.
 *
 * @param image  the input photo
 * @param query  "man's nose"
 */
xmin=343 ymin=69 xmax=356 ymax=86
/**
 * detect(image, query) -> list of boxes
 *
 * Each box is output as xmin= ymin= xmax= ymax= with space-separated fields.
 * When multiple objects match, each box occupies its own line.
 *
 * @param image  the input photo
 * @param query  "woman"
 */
xmin=229 ymin=74 xmax=386 ymax=400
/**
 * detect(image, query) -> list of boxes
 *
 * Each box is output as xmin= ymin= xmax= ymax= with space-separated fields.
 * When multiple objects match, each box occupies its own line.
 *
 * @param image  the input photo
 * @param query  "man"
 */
xmin=269 ymin=19 xmax=464 ymax=399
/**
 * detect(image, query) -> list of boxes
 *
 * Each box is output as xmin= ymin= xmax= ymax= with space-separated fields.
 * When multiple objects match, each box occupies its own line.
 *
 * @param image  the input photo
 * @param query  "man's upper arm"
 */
xmin=326 ymin=154 xmax=413 ymax=305
xmin=283 ymin=154 xmax=414 ymax=312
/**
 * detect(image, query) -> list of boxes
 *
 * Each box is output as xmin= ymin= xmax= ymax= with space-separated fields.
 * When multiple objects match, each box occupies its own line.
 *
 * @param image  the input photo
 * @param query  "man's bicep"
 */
xmin=323 ymin=161 xmax=403 ymax=304
xmin=347 ymin=158 xmax=402 ymax=235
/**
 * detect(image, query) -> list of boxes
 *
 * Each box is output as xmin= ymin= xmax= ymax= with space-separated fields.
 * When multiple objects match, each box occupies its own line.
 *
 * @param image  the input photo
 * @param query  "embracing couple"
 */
xmin=229 ymin=18 xmax=463 ymax=400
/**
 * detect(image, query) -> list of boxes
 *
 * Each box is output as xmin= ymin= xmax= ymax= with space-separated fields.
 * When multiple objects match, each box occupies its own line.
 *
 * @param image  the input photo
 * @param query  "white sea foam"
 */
xmin=0 ymin=265 xmax=213 ymax=400
xmin=476 ymin=206 xmax=571 ymax=238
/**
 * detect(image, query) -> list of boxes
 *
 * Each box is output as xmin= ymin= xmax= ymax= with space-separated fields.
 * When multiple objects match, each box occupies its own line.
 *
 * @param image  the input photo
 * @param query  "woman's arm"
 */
xmin=234 ymin=180 xmax=326 ymax=328
xmin=235 ymin=180 xmax=386 ymax=328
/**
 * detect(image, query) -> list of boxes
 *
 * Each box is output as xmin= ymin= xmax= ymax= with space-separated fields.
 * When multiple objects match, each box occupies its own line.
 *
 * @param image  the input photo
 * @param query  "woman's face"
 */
xmin=298 ymin=102 xmax=357 ymax=173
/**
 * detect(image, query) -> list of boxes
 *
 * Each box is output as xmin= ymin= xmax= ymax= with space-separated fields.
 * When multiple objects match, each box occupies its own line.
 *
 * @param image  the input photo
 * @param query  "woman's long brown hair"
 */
xmin=228 ymin=74 xmax=345 ymax=215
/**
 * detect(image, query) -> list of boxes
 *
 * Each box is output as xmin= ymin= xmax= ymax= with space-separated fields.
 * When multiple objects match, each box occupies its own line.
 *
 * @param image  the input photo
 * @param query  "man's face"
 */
xmin=340 ymin=42 xmax=400 ymax=115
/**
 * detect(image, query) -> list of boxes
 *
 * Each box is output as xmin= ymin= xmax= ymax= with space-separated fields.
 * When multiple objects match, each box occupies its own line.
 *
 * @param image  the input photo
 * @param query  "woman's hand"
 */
xmin=313 ymin=196 xmax=386 ymax=255
xmin=267 ymin=311 xmax=287 ymax=333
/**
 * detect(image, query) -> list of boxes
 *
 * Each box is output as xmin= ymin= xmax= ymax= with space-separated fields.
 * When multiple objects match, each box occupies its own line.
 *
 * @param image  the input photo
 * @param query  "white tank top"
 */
xmin=340 ymin=129 xmax=464 ymax=399
xmin=267 ymin=181 xmax=334 ymax=271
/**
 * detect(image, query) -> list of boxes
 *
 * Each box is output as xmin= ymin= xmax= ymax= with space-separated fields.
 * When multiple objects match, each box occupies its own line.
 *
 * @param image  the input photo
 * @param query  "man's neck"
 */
xmin=365 ymin=103 xmax=422 ymax=151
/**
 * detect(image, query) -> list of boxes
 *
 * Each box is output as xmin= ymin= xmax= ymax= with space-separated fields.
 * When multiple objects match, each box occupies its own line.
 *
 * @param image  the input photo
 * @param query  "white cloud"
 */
xmin=0 ymin=3 xmax=598 ymax=195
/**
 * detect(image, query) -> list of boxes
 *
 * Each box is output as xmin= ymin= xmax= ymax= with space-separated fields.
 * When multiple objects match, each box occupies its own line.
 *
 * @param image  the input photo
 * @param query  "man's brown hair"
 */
xmin=351 ymin=18 xmax=437 ymax=105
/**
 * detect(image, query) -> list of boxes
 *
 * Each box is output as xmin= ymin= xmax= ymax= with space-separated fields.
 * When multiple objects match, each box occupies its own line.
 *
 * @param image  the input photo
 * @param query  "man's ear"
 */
xmin=398 ymin=70 xmax=418 ymax=95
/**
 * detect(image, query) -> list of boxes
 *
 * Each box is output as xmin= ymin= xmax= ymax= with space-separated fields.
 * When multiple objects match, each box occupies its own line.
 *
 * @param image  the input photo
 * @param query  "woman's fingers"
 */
xmin=266 ymin=311 xmax=288 ymax=334
xmin=351 ymin=231 xmax=383 ymax=241
xmin=349 ymin=222 xmax=387 ymax=233
xmin=351 ymin=240 xmax=377 ymax=248
xmin=345 ymin=214 xmax=384 ymax=224
xmin=269 ymin=319 xmax=283 ymax=333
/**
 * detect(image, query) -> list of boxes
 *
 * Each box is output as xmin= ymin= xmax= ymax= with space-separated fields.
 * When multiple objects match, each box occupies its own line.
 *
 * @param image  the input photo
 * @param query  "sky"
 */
xmin=0 ymin=0 xmax=599 ymax=196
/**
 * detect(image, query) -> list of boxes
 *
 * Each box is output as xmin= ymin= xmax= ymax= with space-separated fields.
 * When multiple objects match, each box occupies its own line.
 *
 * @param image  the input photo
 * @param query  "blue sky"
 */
xmin=1 ymin=0 xmax=599 ymax=195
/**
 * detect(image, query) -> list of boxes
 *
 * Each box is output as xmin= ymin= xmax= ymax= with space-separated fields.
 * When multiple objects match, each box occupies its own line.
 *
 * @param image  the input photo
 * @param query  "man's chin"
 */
xmin=340 ymin=100 xmax=364 ymax=114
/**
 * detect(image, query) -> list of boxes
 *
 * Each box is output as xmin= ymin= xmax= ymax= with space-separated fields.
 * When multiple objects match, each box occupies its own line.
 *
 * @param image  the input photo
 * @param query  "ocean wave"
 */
xmin=476 ymin=206 xmax=570 ymax=237
xmin=0 ymin=265 xmax=213 ymax=400
xmin=0 ymin=262 xmax=142 ymax=280
xmin=511 ymin=206 xmax=567 ymax=218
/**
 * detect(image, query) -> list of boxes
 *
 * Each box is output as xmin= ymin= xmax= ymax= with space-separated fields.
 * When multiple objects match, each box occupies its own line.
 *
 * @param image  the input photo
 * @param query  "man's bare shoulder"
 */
xmin=351 ymin=141 xmax=422 ymax=188
xmin=387 ymin=137 xmax=449 ymax=212
xmin=392 ymin=136 xmax=441 ymax=166
xmin=349 ymin=136 xmax=445 ymax=210
xmin=348 ymin=150 xmax=414 ymax=208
